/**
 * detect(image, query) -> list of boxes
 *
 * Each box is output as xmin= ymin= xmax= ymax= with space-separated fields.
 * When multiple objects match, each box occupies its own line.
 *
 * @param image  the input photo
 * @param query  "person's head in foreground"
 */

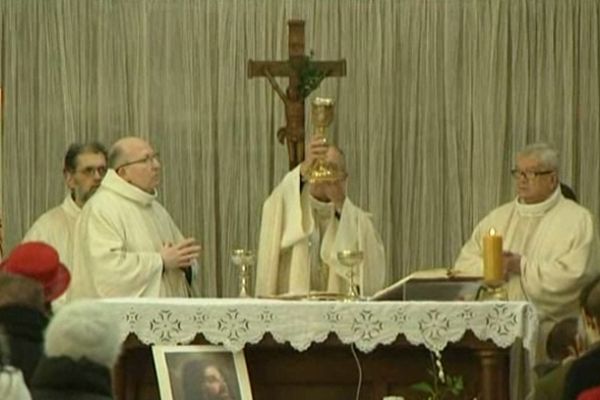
xmin=30 ymin=300 xmax=122 ymax=399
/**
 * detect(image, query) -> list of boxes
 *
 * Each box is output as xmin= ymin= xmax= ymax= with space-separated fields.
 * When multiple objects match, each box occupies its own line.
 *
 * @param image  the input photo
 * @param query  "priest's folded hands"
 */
xmin=161 ymin=238 xmax=202 ymax=270
xmin=502 ymin=250 xmax=521 ymax=278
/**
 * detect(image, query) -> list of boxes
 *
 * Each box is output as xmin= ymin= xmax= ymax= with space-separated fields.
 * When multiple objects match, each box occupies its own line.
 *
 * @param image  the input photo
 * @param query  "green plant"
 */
xmin=410 ymin=350 xmax=464 ymax=400
xmin=296 ymin=51 xmax=327 ymax=98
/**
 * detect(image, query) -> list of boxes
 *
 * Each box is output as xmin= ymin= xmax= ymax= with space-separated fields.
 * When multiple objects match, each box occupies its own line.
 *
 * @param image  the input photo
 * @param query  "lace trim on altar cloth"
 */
xmin=102 ymin=299 xmax=538 ymax=357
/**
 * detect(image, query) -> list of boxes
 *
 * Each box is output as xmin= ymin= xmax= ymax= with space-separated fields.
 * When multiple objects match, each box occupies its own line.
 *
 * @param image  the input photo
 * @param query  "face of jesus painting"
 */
xmin=178 ymin=356 xmax=241 ymax=400
xmin=201 ymin=365 xmax=233 ymax=400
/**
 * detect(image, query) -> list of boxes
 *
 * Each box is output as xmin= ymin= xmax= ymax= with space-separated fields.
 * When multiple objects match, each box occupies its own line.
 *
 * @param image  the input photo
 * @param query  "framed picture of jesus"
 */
xmin=152 ymin=344 xmax=253 ymax=400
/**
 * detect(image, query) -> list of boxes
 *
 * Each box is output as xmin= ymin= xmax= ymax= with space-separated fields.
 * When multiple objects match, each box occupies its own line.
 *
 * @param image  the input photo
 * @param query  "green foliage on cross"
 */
xmin=296 ymin=51 xmax=327 ymax=99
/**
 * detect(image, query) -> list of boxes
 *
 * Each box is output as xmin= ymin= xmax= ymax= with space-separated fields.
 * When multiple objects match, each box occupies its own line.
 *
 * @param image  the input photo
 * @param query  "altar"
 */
xmin=106 ymin=299 xmax=537 ymax=400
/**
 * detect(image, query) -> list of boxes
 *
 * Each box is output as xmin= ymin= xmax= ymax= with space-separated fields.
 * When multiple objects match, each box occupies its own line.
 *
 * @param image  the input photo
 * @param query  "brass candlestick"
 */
xmin=306 ymin=97 xmax=345 ymax=183
xmin=337 ymin=250 xmax=363 ymax=301
xmin=231 ymin=249 xmax=255 ymax=298
xmin=477 ymin=284 xmax=508 ymax=301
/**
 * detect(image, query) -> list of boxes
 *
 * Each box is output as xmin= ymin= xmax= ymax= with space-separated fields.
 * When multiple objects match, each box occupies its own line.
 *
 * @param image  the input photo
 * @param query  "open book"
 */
xmin=369 ymin=268 xmax=482 ymax=301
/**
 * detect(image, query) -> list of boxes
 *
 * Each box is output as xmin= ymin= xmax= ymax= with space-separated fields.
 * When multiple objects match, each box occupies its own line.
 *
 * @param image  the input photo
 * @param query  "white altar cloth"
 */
xmin=102 ymin=298 xmax=538 ymax=355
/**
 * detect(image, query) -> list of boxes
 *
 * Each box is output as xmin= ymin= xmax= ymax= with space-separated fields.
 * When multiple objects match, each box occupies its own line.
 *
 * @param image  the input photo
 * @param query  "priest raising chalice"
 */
xmin=255 ymin=97 xmax=386 ymax=300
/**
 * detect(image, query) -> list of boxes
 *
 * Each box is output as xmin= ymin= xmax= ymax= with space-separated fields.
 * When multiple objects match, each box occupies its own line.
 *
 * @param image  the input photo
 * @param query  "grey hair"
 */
xmin=518 ymin=143 xmax=559 ymax=171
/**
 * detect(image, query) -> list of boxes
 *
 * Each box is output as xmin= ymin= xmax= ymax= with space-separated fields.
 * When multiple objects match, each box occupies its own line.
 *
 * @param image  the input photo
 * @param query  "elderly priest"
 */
xmin=69 ymin=137 xmax=201 ymax=299
xmin=454 ymin=142 xmax=600 ymax=361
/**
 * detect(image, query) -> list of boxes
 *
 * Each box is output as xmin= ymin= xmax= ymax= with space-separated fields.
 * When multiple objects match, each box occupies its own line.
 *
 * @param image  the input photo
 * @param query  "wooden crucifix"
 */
xmin=248 ymin=20 xmax=346 ymax=170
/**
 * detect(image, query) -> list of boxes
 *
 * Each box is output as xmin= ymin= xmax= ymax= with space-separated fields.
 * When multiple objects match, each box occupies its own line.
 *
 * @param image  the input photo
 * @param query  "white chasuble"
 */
xmin=455 ymin=187 xmax=600 ymax=359
xmin=23 ymin=195 xmax=81 ymax=309
xmin=23 ymin=195 xmax=80 ymax=268
xmin=69 ymin=170 xmax=191 ymax=300
xmin=255 ymin=166 xmax=386 ymax=297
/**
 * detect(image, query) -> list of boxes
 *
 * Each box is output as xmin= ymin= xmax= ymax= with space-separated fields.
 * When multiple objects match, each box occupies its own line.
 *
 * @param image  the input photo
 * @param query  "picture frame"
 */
xmin=152 ymin=344 xmax=253 ymax=400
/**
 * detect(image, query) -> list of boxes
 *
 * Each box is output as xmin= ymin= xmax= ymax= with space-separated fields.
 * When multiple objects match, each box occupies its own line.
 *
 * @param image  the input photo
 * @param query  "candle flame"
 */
xmin=489 ymin=228 xmax=496 ymax=235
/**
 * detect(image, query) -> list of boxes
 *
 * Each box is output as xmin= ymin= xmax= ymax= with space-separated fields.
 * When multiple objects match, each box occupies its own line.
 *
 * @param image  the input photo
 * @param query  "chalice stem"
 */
xmin=239 ymin=264 xmax=250 ymax=298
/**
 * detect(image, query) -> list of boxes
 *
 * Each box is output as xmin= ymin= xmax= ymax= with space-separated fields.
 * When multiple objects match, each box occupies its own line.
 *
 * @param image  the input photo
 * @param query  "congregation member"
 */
xmin=454 ymin=143 xmax=600 ymax=360
xmin=256 ymin=135 xmax=385 ymax=297
xmin=0 ymin=328 xmax=31 ymax=400
xmin=69 ymin=137 xmax=201 ymax=299
xmin=30 ymin=300 xmax=122 ymax=400
xmin=562 ymin=276 xmax=600 ymax=399
xmin=23 ymin=142 xmax=107 ymax=308
xmin=577 ymin=387 xmax=600 ymax=400
xmin=0 ymin=273 xmax=46 ymax=387
xmin=534 ymin=317 xmax=580 ymax=400
xmin=0 ymin=242 xmax=71 ymax=384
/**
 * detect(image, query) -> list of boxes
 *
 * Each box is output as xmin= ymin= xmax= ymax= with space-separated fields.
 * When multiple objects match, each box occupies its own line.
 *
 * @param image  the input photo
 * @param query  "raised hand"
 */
xmin=300 ymin=135 xmax=329 ymax=178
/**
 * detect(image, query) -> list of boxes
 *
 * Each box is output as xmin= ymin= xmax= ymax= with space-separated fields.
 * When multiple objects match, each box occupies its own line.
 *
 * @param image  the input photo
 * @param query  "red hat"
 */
xmin=0 ymin=241 xmax=71 ymax=302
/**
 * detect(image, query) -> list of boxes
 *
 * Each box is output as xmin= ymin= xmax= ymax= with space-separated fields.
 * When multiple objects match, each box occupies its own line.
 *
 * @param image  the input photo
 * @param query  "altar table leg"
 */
xmin=477 ymin=349 xmax=509 ymax=400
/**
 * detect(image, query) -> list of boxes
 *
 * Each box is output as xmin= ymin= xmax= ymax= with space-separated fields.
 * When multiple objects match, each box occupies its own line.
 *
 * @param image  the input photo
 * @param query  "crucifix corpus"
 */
xmin=248 ymin=20 xmax=346 ymax=170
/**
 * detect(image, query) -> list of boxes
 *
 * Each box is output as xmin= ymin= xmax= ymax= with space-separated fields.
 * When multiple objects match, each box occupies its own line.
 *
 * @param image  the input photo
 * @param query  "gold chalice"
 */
xmin=306 ymin=97 xmax=345 ymax=183
xmin=337 ymin=250 xmax=363 ymax=301
xmin=231 ymin=249 xmax=255 ymax=298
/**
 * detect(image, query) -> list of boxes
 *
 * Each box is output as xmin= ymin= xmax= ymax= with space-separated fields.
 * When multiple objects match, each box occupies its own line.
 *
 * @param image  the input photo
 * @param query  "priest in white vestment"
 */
xmin=69 ymin=137 xmax=201 ymax=300
xmin=23 ymin=142 xmax=108 ymax=309
xmin=455 ymin=143 xmax=600 ymax=361
xmin=256 ymin=136 xmax=386 ymax=297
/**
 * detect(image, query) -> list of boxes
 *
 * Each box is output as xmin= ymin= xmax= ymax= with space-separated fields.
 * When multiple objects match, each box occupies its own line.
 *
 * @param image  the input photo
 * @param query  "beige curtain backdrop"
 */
xmin=0 ymin=0 xmax=599 ymax=297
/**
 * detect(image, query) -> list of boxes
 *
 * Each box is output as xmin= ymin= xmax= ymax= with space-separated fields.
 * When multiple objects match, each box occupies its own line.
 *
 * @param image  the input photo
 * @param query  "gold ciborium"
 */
xmin=337 ymin=250 xmax=363 ymax=301
xmin=306 ymin=97 xmax=345 ymax=183
xmin=231 ymin=249 xmax=255 ymax=298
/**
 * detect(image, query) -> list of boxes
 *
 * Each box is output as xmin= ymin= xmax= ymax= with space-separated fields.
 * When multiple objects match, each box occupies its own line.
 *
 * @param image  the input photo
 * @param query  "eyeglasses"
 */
xmin=116 ymin=153 xmax=160 ymax=170
xmin=75 ymin=166 xmax=108 ymax=177
xmin=510 ymin=169 xmax=554 ymax=180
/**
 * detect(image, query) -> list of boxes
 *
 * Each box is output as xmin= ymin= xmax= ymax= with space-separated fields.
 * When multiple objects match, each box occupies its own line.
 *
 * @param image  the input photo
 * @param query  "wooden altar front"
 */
xmin=104 ymin=299 xmax=537 ymax=400
xmin=115 ymin=331 xmax=509 ymax=400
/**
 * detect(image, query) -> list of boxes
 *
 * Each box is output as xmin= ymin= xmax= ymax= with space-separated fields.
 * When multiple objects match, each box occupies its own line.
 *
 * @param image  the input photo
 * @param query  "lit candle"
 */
xmin=483 ymin=228 xmax=503 ymax=287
